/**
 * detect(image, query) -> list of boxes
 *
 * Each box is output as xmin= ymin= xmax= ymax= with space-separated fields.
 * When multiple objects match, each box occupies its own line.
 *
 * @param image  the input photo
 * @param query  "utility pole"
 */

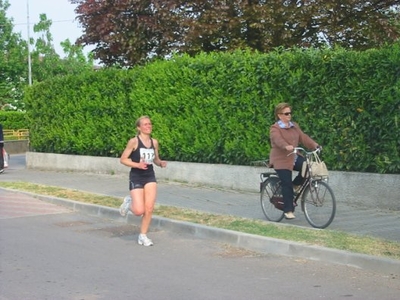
xmin=27 ymin=0 xmax=32 ymax=86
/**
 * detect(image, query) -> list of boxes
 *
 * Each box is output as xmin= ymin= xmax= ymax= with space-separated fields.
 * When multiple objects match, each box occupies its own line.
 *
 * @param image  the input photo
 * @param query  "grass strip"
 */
xmin=1 ymin=181 xmax=399 ymax=260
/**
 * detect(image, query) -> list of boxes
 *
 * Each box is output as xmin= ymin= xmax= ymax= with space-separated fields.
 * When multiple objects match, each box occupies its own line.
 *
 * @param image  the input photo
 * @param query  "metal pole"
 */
xmin=27 ymin=0 xmax=32 ymax=86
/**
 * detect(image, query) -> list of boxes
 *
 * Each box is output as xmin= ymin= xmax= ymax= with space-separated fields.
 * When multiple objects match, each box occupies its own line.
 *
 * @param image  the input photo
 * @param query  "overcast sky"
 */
xmin=7 ymin=0 xmax=93 ymax=56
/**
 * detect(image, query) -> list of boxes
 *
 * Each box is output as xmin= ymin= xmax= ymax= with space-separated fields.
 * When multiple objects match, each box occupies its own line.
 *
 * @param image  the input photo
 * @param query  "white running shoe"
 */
xmin=119 ymin=196 xmax=131 ymax=217
xmin=284 ymin=212 xmax=296 ymax=219
xmin=138 ymin=234 xmax=153 ymax=246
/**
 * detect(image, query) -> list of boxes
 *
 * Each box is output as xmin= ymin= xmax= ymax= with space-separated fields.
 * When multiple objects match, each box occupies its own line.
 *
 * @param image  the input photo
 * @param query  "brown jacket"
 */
xmin=269 ymin=122 xmax=318 ymax=170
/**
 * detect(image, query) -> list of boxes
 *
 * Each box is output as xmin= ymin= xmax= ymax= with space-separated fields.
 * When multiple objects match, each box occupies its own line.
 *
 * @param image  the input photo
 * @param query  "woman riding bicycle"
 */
xmin=269 ymin=103 xmax=320 ymax=220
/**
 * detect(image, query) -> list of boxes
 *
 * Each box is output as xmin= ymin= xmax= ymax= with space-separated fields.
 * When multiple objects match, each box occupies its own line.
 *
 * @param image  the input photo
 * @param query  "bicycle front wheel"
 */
xmin=302 ymin=181 xmax=336 ymax=229
xmin=260 ymin=177 xmax=284 ymax=222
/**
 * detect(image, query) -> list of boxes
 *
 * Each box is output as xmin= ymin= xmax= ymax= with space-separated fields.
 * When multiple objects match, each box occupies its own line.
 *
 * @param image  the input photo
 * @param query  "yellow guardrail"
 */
xmin=3 ymin=129 xmax=30 ymax=140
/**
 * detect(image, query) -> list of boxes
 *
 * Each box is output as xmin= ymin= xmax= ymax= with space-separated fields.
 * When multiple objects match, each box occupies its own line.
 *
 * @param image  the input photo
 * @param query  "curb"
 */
xmin=4 ymin=188 xmax=400 ymax=276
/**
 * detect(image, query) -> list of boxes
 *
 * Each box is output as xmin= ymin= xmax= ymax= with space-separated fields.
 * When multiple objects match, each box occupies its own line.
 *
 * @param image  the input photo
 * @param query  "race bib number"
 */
xmin=140 ymin=148 xmax=155 ymax=164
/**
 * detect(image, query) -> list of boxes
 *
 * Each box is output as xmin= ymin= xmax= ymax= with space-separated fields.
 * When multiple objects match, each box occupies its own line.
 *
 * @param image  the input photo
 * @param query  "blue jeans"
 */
xmin=275 ymin=156 xmax=305 ymax=213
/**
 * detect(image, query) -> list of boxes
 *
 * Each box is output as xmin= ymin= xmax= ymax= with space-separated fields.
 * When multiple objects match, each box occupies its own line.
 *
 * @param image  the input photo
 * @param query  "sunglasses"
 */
xmin=280 ymin=112 xmax=292 ymax=116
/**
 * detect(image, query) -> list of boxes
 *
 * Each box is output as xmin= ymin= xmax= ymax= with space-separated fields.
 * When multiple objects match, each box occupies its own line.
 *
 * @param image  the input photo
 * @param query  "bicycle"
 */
xmin=259 ymin=147 xmax=336 ymax=229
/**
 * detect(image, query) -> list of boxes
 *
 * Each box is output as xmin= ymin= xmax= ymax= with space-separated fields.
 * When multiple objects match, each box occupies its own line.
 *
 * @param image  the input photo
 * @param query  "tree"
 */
xmin=71 ymin=0 xmax=400 ymax=67
xmin=0 ymin=0 xmax=28 ymax=110
xmin=71 ymin=0 xmax=170 ymax=66
xmin=30 ymin=14 xmax=94 ymax=83
xmin=1 ymin=0 xmax=94 ymax=111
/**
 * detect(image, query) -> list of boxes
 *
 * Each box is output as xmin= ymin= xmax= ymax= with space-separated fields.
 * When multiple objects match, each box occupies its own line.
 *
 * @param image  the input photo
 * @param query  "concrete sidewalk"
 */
xmin=1 ymin=154 xmax=400 ymax=275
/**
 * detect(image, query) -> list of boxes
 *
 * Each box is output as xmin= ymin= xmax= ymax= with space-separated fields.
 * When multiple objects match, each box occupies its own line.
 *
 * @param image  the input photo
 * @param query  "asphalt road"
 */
xmin=1 ymin=201 xmax=399 ymax=300
xmin=0 ymin=154 xmax=399 ymax=299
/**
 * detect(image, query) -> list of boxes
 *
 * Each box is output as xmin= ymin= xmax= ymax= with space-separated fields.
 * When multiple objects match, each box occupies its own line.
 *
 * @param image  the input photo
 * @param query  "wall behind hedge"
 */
xmin=24 ymin=45 xmax=400 ymax=174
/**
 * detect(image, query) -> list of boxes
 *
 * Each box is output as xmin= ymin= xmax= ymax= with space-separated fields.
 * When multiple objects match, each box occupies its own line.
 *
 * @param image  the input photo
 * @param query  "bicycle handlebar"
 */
xmin=287 ymin=146 xmax=321 ymax=156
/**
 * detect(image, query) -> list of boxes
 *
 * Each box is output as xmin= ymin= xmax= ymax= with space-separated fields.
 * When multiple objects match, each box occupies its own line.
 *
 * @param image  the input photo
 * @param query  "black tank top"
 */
xmin=129 ymin=136 xmax=155 ymax=176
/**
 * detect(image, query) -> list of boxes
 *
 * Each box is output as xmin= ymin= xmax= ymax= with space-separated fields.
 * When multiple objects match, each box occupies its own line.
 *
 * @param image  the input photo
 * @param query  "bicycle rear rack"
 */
xmin=260 ymin=172 xmax=278 ymax=181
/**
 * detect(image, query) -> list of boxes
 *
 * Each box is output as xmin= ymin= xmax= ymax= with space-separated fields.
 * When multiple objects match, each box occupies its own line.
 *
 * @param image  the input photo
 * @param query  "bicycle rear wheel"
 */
xmin=260 ymin=177 xmax=284 ymax=222
xmin=301 ymin=181 xmax=336 ymax=229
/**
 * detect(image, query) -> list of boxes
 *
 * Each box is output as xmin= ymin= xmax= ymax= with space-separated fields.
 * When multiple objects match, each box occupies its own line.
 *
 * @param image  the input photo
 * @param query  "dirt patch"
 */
xmin=85 ymin=224 xmax=141 ymax=237
xmin=214 ymin=243 xmax=267 ymax=258
xmin=55 ymin=221 xmax=92 ymax=227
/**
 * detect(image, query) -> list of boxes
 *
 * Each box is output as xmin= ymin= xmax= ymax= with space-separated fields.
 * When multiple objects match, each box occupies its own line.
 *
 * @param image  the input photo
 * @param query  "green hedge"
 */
xmin=24 ymin=45 xmax=400 ymax=174
xmin=0 ymin=111 xmax=28 ymax=129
